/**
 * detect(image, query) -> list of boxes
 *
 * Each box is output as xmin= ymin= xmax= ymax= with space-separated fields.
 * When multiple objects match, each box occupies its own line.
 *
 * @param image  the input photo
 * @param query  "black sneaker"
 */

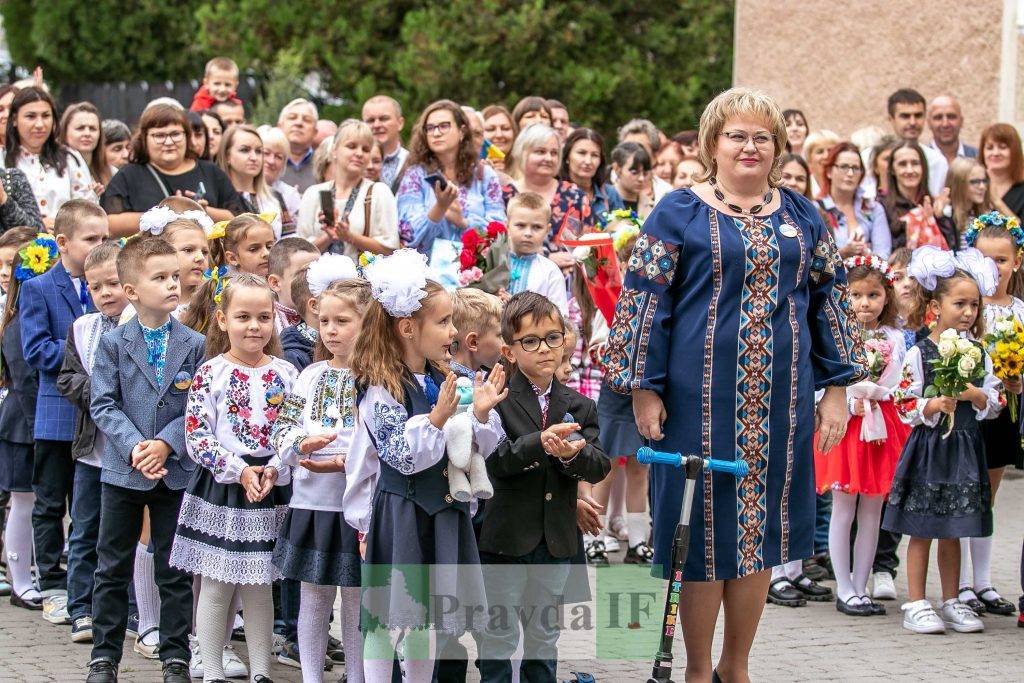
xmin=71 ymin=615 xmax=93 ymax=643
xmin=767 ymin=578 xmax=806 ymax=607
xmin=624 ymin=541 xmax=654 ymax=565
xmin=585 ymin=539 xmax=609 ymax=566
xmin=161 ymin=659 xmax=190 ymax=683
xmin=85 ymin=658 xmax=118 ymax=683
xmin=326 ymin=635 xmax=345 ymax=663
xmin=125 ymin=613 xmax=139 ymax=639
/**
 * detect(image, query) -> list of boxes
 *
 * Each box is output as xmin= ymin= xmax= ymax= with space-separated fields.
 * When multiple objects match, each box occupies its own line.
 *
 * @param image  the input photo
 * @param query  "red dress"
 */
xmin=814 ymin=399 xmax=910 ymax=495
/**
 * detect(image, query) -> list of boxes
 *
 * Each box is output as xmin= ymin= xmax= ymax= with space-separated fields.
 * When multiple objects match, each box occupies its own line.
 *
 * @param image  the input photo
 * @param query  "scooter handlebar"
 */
xmin=636 ymin=447 xmax=748 ymax=477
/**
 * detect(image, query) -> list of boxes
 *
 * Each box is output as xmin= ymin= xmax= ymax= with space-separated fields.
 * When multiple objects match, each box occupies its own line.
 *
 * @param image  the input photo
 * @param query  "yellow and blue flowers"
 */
xmin=15 ymin=233 xmax=59 ymax=282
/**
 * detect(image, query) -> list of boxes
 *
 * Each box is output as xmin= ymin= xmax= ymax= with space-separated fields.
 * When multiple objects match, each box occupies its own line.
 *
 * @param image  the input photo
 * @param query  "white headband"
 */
xmin=139 ymin=205 xmax=214 ymax=236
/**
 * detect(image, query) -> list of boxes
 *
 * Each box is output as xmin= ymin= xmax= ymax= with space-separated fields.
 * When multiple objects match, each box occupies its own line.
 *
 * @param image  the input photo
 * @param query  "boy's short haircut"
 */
xmin=268 ymin=237 xmax=319 ymax=277
xmin=289 ymin=269 xmax=312 ymax=318
xmin=506 ymin=191 xmax=550 ymax=221
xmin=117 ymin=236 xmax=177 ymax=285
xmin=500 ymin=291 xmax=564 ymax=343
xmin=54 ymin=199 xmax=107 ymax=238
xmin=205 ymin=57 xmax=239 ymax=78
xmin=0 ymin=226 xmax=39 ymax=251
xmin=453 ymin=288 xmax=501 ymax=336
xmin=84 ymin=241 xmax=122 ymax=273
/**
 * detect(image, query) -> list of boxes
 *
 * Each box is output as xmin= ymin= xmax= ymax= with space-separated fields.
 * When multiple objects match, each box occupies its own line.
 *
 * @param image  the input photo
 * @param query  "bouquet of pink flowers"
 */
xmin=863 ymin=334 xmax=893 ymax=381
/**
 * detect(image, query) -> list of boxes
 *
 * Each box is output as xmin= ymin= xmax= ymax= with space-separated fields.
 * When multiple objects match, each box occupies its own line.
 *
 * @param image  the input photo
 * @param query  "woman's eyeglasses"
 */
xmin=424 ymin=121 xmax=453 ymax=136
xmin=149 ymin=130 xmax=185 ymax=144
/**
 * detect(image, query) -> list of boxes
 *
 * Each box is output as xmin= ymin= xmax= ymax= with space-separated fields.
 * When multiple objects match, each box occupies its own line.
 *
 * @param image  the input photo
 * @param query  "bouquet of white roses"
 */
xmin=924 ymin=328 xmax=986 ymax=437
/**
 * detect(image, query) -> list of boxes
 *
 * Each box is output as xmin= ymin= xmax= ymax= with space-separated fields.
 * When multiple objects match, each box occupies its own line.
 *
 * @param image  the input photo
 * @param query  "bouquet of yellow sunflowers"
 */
xmin=984 ymin=314 xmax=1024 ymax=420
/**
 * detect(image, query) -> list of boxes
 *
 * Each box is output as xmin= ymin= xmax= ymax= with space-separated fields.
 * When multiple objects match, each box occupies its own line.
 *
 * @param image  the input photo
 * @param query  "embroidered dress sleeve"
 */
xmin=602 ymin=192 xmax=688 ymax=394
xmin=271 ymin=382 xmax=308 ymax=469
xmin=803 ymin=198 xmax=867 ymax=389
xmin=397 ymin=166 xmax=447 ymax=252
xmin=264 ymin=360 xmax=298 ymax=479
xmin=185 ymin=361 xmax=249 ymax=484
xmin=343 ymin=392 xmax=380 ymax=535
xmin=975 ymin=351 xmax=1005 ymax=420
xmin=364 ymin=385 xmax=447 ymax=474
xmin=476 ymin=165 xmax=507 ymax=228
xmin=893 ymin=345 xmax=939 ymax=427
xmin=471 ymin=407 xmax=505 ymax=458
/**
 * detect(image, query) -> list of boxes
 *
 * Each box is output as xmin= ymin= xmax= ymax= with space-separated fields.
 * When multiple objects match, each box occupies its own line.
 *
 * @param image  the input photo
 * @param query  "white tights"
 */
xmin=4 ymin=491 xmax=37 ymax=599
xmin=195 ymin=578 xmax=272 ymax=682
xmin=361 ymin=628 xmax=437 ymax=683
xmin=298 ymin=583 xmax=364 ymax=683
xmin=828 ymin=491 xmax=884 ymax=603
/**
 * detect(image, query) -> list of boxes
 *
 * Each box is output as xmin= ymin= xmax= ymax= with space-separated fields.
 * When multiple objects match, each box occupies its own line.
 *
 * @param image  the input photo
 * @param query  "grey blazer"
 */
xmin=89 ymin=317 xmax=206 ymax=491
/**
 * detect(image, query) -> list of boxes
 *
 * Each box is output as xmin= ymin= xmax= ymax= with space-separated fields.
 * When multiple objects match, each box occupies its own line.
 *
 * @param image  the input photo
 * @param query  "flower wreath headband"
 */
xmin=964 ymin=210 xmax=1024 ymax=252
xmin=15 ymin=233 xmax=59 ymax=282
xmin=843 ymin=254 xmax=896 ymax=286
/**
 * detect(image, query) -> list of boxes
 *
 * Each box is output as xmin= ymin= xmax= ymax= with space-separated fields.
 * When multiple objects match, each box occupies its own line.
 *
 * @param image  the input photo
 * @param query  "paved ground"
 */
xmin=2 ymin=473 xmax=1023 ymax=682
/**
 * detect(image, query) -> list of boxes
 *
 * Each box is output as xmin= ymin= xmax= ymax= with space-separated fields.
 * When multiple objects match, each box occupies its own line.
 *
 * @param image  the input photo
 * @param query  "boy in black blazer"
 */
xmin=478 ymin=292 xmax=610 ymax=683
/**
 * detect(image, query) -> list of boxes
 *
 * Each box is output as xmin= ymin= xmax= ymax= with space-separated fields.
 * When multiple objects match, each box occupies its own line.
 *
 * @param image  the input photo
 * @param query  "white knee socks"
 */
xmin=828 ymin=491 xmax=857 ymax=603
xmin=299 ymin=582 xmax=334 ymax=683
xmin=626 ymin=512 xmax=650 ymax=549
xmin=134 ymin=543 xmax=161 ymax=645
xmin=5 ymin=491 xmax=37 ymax=599
xmin=196 ymin=579 xmax=273 ymax=682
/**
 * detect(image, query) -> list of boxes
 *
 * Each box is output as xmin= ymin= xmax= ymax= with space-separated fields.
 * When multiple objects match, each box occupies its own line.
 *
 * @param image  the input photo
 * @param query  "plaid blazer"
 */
xmin=20 ymin=261 xmax=92 ymax=441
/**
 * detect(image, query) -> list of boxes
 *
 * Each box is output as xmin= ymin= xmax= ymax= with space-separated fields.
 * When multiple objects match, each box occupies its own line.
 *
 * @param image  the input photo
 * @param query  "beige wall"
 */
xmin=734 ymin=0 xmax=1007 ymax=148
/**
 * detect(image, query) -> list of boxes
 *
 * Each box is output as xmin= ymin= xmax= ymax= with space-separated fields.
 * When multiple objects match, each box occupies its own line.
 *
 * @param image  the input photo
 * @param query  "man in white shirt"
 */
xmin=927 ymin=94 xmax=978 ymax=164
xmin=362 ymin=95 xmax=408 ymax=189
xmin=886 ymin=88 xmax=947 ymax=195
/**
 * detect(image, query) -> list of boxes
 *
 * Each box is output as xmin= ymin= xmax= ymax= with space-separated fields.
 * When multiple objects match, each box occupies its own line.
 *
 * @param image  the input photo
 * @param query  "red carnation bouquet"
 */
xmin=458 ymin=221 xmax=510 ymax=293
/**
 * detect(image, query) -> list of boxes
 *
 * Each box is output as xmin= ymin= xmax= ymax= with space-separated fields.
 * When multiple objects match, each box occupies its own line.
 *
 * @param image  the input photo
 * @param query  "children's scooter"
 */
xmin=636 ymin=447 xmax=749 ymax=683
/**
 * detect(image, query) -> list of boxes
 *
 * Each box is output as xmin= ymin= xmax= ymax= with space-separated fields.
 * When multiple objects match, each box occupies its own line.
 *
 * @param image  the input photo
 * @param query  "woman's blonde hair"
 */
xmin=696 ymin=87 xmax=788 ymax=186
xmin=312 ymin=279 xmax=372 ymax=363
xmin=946 ymin=157 xmax=995 ymax=233
xmin=351 ymin=280 xmax=450 ymax=401
xmin=205 ymin=272 xmax=282 ymax=360
xmin=508 ymin=123 xmax=560 ymax=182
xmin=258 ymin=125 xmax=289 ymax=156
xmin=217 ymin=124 xmax=275 ymax=210
xmin=327 ymin=119 xmax=375 ymax=182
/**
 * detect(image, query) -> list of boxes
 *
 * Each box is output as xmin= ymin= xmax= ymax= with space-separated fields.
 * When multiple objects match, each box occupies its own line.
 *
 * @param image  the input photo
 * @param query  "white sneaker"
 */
xmin=940 ymin=599 xmax=984 ymax=633
xmin=602 ymin=533 xmax=621 ymax=553
xmin=222 ymin=644 xmax=249 ymax=679
xmin=872 ymin=572 xmax=897 ymax=600
xmin=901 ymin=600 xmax=946 ymax=634
xmin=42 ymin=595 xmax=71 ymax=624
xmin=189 ymin=635 xmax=203 ymax=678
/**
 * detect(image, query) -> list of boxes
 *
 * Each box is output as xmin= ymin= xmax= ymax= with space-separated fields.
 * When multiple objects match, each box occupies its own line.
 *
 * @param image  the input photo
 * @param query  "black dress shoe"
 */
xmin=712 ymin=670 xmax=724 ymax=683
xmin=835 ymin=596 xmax=873 ymax=616
xmin=976 ymin=587 xmax=1016 ymax=615
xmin=958 ymin=588 xmax=986 ymax=615
xmin=10 ymin=590 xmax=42 ymax=610
xmin=857 ymin=595 xmax=886 ymax=616
xmin=767 ymin=578 xmax=806 ymax=607
xmin=85 ymin=658 xmax=118 ymax=683
xmin=253 ymin=676 xmax=275 ymax=683
xmin=161 ymin=660 xmax=190 ymax=683
xmin=790 ymin=574 xmax=833 ymax=602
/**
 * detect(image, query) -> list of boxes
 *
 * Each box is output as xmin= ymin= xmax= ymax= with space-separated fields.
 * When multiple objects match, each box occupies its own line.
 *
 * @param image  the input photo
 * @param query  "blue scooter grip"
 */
xmin=636 ymin=447 xmax=748 ymax=477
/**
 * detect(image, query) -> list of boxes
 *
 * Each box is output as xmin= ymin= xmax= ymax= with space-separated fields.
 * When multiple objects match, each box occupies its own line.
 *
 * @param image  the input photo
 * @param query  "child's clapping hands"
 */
xmin=473 ymin=365 xmax=508 ymax=422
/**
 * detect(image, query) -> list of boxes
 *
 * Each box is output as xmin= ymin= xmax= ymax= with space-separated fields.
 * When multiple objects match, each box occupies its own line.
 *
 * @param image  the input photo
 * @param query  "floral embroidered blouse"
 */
xmin=397 ymin=164 xmax=506 ymax=252
xmin=185 ymin=355 xmax=298 ymax=485
xmin=501 ymin=179 xmax=595 ymax=242
xmin=13 ymin=149 xmax=98 ymax=220
xmin=271 ymin=361 xmax=356 ymax=512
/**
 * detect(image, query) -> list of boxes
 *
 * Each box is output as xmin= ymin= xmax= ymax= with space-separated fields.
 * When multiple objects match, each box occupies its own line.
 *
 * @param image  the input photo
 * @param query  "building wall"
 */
xmin=733 ymin=0 xmax=1009 ymax=147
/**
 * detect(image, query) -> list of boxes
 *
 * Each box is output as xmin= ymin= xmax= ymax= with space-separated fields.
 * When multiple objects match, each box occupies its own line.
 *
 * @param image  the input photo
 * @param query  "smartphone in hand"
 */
xmin=424 ymin=173 xmax=448 ymax=192
xmin=319 ymin=189 xmax=334 ymax=224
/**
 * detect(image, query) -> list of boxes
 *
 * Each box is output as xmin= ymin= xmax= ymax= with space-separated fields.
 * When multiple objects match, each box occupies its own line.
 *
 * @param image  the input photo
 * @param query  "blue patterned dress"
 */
xmin=604 ymin=188 xmax=865 ymax=581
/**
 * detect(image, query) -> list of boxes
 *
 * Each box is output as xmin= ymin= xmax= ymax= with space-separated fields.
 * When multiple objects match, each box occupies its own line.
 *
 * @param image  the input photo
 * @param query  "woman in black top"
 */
xmin=979 ymin=122 xmax=1024 ymax=220
xmin=100 ymin=104 xmax=241 ymax=237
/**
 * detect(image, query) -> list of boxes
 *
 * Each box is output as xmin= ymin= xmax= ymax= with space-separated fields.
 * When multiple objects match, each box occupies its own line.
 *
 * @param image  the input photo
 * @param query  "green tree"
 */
xmin=196 ymin=0 xmax=733 ymax=136
xmin=2 ymin=0 xmax=206 ymax=83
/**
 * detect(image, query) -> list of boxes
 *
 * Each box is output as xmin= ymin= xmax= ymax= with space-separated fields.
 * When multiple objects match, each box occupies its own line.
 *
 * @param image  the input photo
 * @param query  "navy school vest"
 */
xmin=372 ymin=366 xmax=468 ymax=516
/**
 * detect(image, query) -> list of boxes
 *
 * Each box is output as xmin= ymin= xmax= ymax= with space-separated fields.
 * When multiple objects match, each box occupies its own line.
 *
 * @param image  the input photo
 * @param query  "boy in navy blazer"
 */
xmin=478 ymin=292 xmax=610 ymax=683
xmin=19 ymin=200 xmax=107 ymax=609
xmin=86 ymin=238 xmax=205 ymax=683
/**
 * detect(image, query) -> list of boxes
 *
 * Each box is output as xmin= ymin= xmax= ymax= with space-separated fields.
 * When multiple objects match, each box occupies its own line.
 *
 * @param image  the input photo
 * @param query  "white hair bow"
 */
xmin=955 ymin=248 xmax=999 ymax=297
xmin=363 ymin=249 xmax=430 ymax=318
xmin=138 ymin=206 xmax=214 ymax=236
xmin=907 ymin=245 xmax=956 ymax=291
xmin=306 ymin=253 xmax=358 ymax=298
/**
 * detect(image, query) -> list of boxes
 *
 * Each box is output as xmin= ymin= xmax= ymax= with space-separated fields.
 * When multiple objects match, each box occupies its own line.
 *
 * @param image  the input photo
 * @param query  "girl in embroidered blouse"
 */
xmin=272 ymin=279 xmax=370 ymax=683
xmin=5 ymin=87 xmax=98 ymax=229
xmin=343 ymin=250 xmax=506 ymax=682
xmin=884 ymin=251 xmax=1002 ymax=635
xmin=956 ymin=214 xmax=1024 ymax=617
xmin=171 ymin=273 xmax=297 ymax=682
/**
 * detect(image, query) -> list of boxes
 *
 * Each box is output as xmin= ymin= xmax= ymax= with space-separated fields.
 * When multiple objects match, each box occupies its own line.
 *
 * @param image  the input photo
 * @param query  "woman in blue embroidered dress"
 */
xmin=604 ymin=88 xmax=864 ymax=683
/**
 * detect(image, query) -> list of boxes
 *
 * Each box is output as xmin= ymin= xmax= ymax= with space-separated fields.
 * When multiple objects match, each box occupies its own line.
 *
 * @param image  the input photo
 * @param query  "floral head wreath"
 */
xmin=843 ymin=254 xmax=896 ymax=285
xmin=15 ymin=233 xmax=59 ymax=282
xmin=964 ymin=210 xmax=1024 ymax=251
xmin=363 ymin=248 xmax=430 ymax=318
xmin=139 ymin=205 xmax=214 ymax=237
xmin=203 ymin=265 xmax=229 ymax=304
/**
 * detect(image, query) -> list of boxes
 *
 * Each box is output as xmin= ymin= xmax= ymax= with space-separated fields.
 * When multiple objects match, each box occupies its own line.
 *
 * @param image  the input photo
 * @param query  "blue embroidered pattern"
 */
xmin=507 ymin=254 xmax=537 ymax=295
xmin=141 ymin=320 xmax=172 ymax=385
xmin=373 ymin=402 xmax=416 ymax=474
xmin=627 ymin=234 xmax=680 ymax=285
xmin=603 ymin=288 xmax=659 ymax=393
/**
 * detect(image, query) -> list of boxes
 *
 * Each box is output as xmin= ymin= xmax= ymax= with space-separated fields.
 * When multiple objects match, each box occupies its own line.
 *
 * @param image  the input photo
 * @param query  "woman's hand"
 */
xmin=299 ymin=455 xmax=345 ymax=473
xmin=958 ymin=384 xmax=988 ymax=410
xmin=932 ymin=187 xmax=951 ymax=219
xmin=433 ymin=181 xmax=458 ymax=211
xmin=428 ymin=373 xmax=460 ymax=429
xmin=473 ymin=365 xmax=508 ymax=422
xmin=633 ymin=389 xmax=666 ymax=441
xmin=240 ymin=466 xmax=263 ymax=502
xmin=838 ymin=240 xmax=866 ymax=258
xmin=445 ymin=201 xmax=466 ymax=229
xmin=851 ymin=400 xmax=867 ymax=417
xmin=815 ymin=385 xmax=849 ymax=453
xmin=257 ymin=466 xmax=279 ymax=499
